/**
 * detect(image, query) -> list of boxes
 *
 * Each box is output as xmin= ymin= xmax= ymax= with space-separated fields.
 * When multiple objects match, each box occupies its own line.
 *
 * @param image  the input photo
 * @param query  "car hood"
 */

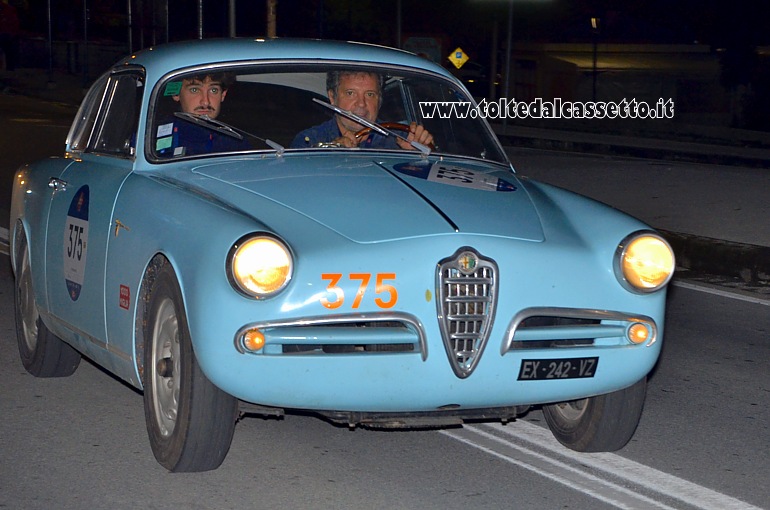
xmin=190 ymin=155 xmax=544 ymax=243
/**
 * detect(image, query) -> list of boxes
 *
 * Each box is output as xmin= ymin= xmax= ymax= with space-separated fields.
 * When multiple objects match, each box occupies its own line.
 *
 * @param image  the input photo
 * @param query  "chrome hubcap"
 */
xmin=554 ymin=398 xmax=588 ymax=421
xmin=151 ymin=297 xmax=181 ymax=437
xmin=18 ymin=251 xmax=39 ymax=352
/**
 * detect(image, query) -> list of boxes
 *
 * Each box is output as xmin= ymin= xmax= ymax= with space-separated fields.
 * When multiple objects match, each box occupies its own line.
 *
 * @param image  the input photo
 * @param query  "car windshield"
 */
xmin=149 ymin=63 xmax=508 ymax=164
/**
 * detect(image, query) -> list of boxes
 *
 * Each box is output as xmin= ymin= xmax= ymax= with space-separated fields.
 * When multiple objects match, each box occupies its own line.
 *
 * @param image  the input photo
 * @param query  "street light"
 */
xmin=591 ymin=17 xmax=601 ymax=102
xmin=498 ymin=0 xmax=552 ymax=133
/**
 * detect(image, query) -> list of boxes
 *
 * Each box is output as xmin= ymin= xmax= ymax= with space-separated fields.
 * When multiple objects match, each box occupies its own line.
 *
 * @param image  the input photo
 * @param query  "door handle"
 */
xmin=48 ymin=178 xmax=68 ymax=192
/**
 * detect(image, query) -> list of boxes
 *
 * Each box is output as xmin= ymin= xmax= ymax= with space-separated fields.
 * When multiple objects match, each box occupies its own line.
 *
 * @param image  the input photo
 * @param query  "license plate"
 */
xmin=518 ymin=357 xmax=598 ymax=380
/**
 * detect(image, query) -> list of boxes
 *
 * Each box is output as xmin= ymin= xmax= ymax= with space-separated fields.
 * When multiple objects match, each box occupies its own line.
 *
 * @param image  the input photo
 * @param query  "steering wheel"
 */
xmin=355 ymin=122 xmax=435 ymax=150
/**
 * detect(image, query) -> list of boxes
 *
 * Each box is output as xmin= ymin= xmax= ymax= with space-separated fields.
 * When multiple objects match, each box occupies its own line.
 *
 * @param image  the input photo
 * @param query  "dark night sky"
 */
xmin=238 ymin=0 xmax=769 ymax=47
xmin=21 ymin=0 xmax=770 ymax=54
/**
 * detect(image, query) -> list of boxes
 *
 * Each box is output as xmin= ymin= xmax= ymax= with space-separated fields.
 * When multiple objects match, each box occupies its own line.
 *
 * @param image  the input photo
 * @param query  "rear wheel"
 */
xmin=14 ymin=232 xmax=81 ymax=377
xmin=141 ymin=258 xmax=238 ymax=472
xmin=543 ymin=377 xmax=647 ymax=452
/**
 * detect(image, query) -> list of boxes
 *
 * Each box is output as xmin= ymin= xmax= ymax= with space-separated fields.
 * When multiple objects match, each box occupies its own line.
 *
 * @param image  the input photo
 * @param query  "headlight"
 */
xmin=615 ymin=231 xmax=675 ymax=293
xmin=227 ymin=234 xmax=293 ymax=298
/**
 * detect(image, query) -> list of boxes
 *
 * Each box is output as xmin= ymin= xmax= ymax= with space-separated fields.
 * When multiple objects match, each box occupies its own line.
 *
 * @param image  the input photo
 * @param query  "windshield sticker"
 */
xmin=157 ymin=122 xmax=174 ymax=137
xmin=164 ymin=81 xmax=182 ymax=96
xmin=63 ymin=185 xmax=89 ymax=301
xmin=156 ymin=136 xmax=173 ymax=151
xmin=393 ymin=161 xmax=517 ymax=192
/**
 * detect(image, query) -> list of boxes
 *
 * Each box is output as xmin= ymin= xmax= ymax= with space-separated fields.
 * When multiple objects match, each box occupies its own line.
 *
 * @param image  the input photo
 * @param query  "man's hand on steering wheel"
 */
xmin=395 ymin=122 xmax=434 ymax=150
xmin=331 ymin=127 xmax=364 ymax=147
xmin=353 ymin=121 xmax=435 ymax=150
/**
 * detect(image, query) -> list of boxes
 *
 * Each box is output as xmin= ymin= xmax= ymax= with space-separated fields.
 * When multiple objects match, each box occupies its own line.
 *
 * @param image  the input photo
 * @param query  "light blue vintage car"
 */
xmin=10 ymin=38 xmax=674 ymax=472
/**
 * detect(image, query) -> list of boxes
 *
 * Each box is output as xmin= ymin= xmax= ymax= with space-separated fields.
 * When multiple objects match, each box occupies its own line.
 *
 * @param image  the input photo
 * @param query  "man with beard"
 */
xmin=158 ymin=73 xmax=251 ymax=156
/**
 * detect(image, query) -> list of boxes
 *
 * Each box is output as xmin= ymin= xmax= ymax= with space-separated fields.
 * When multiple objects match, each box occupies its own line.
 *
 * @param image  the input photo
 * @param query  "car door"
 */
xmin=44 ymin=70 xmax=144 ymax=362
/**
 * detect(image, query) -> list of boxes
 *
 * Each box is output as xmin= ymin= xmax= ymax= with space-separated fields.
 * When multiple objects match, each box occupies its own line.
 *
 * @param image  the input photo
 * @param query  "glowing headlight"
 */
xmin=615 ymin=232 xmax=675 ymax=293
xmin=227 ymin=234 xmax=292 ymax=298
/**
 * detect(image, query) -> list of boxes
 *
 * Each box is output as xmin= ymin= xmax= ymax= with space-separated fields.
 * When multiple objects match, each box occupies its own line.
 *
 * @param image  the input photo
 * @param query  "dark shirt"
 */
xmin=290 ymin=118 xmax=398 ymax=149
xmin=156 ymin=117 xmax=252 ymax=157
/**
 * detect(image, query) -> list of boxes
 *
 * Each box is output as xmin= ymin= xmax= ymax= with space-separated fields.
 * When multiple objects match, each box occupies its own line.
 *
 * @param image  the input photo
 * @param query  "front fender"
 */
xmin=103 ymin=171 xmax=309 ymax=387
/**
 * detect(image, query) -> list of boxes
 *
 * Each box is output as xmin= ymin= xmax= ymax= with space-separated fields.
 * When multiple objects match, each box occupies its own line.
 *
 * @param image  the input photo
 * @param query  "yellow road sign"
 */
xmin=448 ymin=47 xmax=469 ymax=69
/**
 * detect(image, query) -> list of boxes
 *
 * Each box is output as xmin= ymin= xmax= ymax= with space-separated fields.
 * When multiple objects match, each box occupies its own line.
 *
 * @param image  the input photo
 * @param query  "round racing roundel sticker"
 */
xmin=63 ymin=185 xmax=90 ymax=301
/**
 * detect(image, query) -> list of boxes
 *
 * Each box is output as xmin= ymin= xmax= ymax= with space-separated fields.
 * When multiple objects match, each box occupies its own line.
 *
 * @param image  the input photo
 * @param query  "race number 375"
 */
xmin=320 ymin=273 xmax=398 ymax=309
xmin=63 ymin=185 xmax=90 ymax=301
xmin=63 ymin=217 xmax=89 ymax=296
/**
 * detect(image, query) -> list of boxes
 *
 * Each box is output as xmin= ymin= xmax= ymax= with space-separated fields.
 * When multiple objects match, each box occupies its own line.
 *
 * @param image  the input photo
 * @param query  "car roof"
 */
xmin=115 ymin=38 xmax=456 ymax=83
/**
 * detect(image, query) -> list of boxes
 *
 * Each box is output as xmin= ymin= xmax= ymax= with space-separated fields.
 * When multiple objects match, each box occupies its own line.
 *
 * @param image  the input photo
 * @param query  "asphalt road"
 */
xmin=2 ymin=257 xmax=769 ymax=509
xmin=2 ymin=93 xmax=770 ymax=509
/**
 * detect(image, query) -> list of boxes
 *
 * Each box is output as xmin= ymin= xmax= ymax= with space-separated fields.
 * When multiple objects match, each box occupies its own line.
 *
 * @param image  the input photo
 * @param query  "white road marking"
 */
xmin=442 ymin=425 xmax=677 ymax=509
xmin=673 ymin=279 xmax=770 ymax=306
xmin=0 ymin=227 xmax=9 ymax=256
xmin=9 ymin=117 xmax=71 ymax=128
xmin=442 ymin=421 xmax=762 ymax=510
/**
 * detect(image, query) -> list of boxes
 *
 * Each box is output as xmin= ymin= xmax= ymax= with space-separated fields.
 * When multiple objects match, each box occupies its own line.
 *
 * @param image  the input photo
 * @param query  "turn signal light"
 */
xmin=627 ymin=323 xmax=650 ymax=344
xmin=242 ymin=329 xmax=266 ymax=352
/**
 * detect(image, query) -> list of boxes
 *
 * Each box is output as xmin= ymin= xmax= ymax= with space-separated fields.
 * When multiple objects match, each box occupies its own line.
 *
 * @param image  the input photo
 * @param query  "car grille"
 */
xmin=436 ymin=248 xmax=498 ymax=378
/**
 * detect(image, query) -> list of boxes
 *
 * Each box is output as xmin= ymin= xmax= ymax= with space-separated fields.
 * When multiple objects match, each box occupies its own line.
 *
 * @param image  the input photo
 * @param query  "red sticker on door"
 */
xmin=119 ymin=285 xmax=130 ymax=310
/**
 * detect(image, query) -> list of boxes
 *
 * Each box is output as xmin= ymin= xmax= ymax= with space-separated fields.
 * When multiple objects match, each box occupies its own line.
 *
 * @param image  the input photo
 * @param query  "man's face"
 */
xmin=329 ymin=73 xmax=380 ymax=133
xmin=173 ymin=76 xmax=227 ymax=118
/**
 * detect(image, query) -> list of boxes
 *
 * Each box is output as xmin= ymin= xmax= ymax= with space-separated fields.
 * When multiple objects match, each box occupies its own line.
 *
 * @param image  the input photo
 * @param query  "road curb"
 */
xmin=497 ymin=131 xmax=770 ymax=169
xmin=660 ymin=229 xmax=770 ymax=285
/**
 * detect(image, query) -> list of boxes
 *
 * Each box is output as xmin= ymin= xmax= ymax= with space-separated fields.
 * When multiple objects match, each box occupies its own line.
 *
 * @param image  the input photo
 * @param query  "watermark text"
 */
xmin=419 ymin=98 xmax=675 ymax=120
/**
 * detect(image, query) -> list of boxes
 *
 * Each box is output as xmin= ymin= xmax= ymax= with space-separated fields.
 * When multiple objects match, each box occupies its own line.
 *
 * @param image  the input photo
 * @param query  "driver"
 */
xmin=290 ymin=70 xmax=433 ymax=150
xmin=157 ymin=72 xmax=251 ymax=156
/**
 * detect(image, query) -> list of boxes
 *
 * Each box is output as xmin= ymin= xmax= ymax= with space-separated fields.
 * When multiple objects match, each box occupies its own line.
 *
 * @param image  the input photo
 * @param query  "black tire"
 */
xmin=141 ymin=257 xmax=238 ymax=472
xmin=542 ymin=377 xmax=647 ymax=452
xmin=14 ymin=232 xmax=81 ymax=378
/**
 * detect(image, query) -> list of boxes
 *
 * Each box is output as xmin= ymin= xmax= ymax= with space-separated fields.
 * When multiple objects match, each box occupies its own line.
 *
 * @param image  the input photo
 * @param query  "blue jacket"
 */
xmin=156 ymin=118 xmax=252 ymax=157
xmin=290 ymin=118 xmax=398 ymax=149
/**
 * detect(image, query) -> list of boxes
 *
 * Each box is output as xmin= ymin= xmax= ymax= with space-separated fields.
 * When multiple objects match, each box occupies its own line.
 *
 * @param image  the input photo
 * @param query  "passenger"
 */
xmin=291 ymin=70 xmax=433 ymax=149
xmin=157 ymin=73 xmax=251 ymax=156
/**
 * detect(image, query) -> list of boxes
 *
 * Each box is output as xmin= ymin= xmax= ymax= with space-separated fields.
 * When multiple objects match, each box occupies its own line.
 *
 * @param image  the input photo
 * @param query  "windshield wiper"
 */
xmin=173 ymin=112 xmax=285 ymax=154
xmin=311 ymin=98 xmax=431 ymax=156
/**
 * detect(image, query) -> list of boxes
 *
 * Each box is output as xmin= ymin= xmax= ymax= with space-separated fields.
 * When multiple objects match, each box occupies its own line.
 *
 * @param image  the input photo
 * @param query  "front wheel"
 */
xmin=141 ymin=257 xmax=238 ymax=472
xmin=14 ymin=232 xmax=81 ymax=377
xmin=542 ymin=377 xmax=647 ymax=452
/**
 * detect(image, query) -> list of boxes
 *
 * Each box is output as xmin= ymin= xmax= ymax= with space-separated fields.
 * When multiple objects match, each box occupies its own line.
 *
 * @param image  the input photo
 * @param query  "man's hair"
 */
xmin=326 ymin=70 xmax=384 ymax=99
xmin=182 ymin=72 xmax=235 ymax=91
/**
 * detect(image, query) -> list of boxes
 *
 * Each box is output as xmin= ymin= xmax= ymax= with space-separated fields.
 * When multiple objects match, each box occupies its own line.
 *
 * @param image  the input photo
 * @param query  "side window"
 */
xmin=67 ymin=74 xmax=109 ymax=152
xmin=91 ymin=73 xmax=144 ymax=157
xmin=380 ymin=80 xmax=409 ymax=123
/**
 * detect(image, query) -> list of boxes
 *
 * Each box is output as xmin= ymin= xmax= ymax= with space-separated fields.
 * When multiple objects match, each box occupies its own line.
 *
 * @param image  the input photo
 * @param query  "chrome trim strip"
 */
xmin=500 ymin=306 xmax=659 ymax=355
xmin=234 ymin=312 xmax=428 ymax=360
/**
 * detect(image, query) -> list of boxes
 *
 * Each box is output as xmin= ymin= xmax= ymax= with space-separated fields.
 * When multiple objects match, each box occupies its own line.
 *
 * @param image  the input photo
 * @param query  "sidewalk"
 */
xmin=495 ymin=124 xmax=770 ymax=169
xmin=1 ymin=68 xmax=89 ymax=106
xmin=3 ymin=67 xmax=770 ymax=292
